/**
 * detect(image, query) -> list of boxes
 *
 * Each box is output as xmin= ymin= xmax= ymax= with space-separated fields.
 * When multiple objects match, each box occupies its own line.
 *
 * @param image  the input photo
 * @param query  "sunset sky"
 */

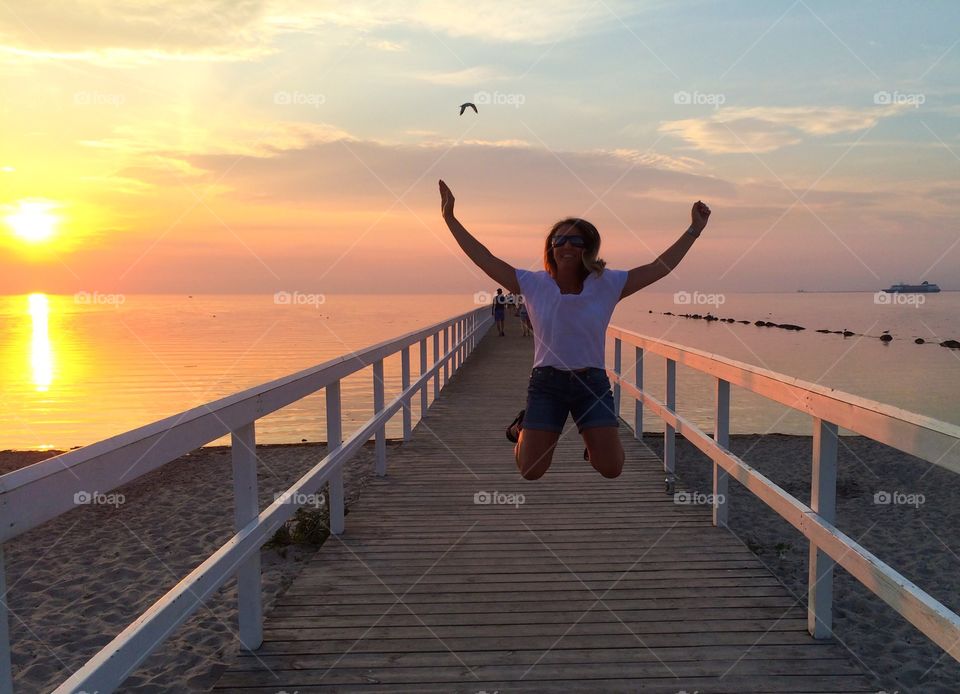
xmin=1 ymin=1 xmax=958 ymax=294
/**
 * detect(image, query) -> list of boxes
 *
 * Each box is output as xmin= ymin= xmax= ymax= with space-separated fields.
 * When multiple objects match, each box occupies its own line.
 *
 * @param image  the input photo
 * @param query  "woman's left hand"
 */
xmin=691 ymin=200 xmax=711 ymax=233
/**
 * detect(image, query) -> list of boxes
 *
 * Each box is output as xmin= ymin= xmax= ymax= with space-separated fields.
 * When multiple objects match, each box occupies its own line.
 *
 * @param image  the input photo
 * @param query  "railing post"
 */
xmin=0 ymin=546 xmax=12 ymax=694
xmin=634 ymin=346 xmax=643 ymax=440
xmin=454 ymin=320 xmax=461 ymax=371
xmin=326 ymin=380 xmax=344 ymax=535
xmin=664 ymin=358 xmax=676 ymax=492
xmin=433 ymin=332 xmax=440 ymax=398
xmin=419 ymin=337 xmax=428 ymax=417
xmin=714 ymin=378 xmax=730 ymax=528
xmin=373 ymin=360 xmax=386 ymax=476
xmin=231 ymin=422 xmax=262 ymax=650
xmin=401 ymin=346 xmax=412 ymax=442
xmin=443 ymin=326 xmax=450 ymax=383
xmin=613 ymin=337 xmax=622 ymax=416
xmin=809 ymin=417 xmax=838 ymax=638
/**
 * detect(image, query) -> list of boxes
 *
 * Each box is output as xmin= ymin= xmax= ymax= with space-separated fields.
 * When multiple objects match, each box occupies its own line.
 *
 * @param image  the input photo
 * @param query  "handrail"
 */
xmin=606 ymin=325 xmax=960 ymax=664
xmin=607 ymin=326 xmax=960 ymax=474
xmin=0 ymin=306 xmax=491 ymax=693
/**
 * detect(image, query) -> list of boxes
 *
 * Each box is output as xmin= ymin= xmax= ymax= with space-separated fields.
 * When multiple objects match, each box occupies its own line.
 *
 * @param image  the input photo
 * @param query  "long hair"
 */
xmin=543 ymin=218 xmax=607 ymax=280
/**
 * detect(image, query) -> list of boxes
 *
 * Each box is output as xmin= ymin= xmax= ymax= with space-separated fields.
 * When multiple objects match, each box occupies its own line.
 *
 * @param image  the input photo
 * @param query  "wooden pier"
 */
xmin=214 ymin=328 xmax=872 ymax=693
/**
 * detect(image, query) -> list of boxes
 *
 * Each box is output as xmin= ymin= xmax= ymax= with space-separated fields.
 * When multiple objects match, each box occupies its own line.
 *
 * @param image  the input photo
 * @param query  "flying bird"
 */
xmin=459 ymin=102 xmax=478 ymax=116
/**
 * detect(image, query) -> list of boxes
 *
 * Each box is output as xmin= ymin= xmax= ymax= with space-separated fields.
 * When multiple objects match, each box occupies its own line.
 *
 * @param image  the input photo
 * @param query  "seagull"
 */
xmin=459 ymin=102 xmax=478 ymax=116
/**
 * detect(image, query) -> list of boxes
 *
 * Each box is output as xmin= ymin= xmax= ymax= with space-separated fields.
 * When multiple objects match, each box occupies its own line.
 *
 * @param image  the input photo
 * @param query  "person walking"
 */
xmin=491 ymin=288 xmax=506 ymax=336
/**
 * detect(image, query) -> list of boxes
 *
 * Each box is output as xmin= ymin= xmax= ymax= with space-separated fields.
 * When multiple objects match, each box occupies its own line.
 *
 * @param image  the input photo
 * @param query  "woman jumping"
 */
xmin=439 ymin=179 xmax=710 ymax=480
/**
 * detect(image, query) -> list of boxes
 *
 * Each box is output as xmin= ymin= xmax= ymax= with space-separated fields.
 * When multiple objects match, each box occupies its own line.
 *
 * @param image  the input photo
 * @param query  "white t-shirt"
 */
xmin=515 ymin=267 xmax=629 ymax=370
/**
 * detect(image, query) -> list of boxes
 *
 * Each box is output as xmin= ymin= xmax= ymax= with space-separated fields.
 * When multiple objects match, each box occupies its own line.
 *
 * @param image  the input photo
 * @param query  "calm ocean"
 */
xmin=2 ymin=291 xmax=958 ymax=450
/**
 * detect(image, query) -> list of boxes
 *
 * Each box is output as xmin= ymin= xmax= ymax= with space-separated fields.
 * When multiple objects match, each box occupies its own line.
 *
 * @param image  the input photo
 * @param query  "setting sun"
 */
xmin=5 ymin=200 xmax=59 ymax=243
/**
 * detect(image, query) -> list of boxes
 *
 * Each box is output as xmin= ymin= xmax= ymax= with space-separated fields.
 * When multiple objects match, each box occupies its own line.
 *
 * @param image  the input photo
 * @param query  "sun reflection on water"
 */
xmin=28 ymin=293 xmax=53 ymax=391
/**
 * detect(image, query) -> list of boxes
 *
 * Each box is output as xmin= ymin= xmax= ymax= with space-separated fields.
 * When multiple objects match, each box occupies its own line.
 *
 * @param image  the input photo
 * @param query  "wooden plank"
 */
xmin=225 ymin=643 xmax=849 ymax=669
xmin=216 ymin=328 xmax=869 ymax=692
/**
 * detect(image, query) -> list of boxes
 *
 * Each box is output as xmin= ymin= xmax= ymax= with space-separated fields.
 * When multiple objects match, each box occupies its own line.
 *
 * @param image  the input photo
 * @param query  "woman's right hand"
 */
xmin=439 ymin=179 xmax=455 ymax=220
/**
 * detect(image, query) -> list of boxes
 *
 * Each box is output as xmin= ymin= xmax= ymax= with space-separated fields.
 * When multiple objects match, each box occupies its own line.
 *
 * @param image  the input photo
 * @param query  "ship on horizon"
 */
xmin=882 ymin=280 xmax=941 ymax=293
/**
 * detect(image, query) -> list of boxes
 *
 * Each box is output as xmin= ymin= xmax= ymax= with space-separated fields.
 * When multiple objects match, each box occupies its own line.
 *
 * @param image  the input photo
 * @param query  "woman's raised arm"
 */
xmin=439 ymin=179 xmax=520 ymax=293
xmin=620 ymin=200 xmax=711 ymax=300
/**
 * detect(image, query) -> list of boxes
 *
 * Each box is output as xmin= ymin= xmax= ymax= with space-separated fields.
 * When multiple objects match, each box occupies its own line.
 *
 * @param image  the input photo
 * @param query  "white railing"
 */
xmin=0 ymin=307 xmax=490 ymax=694
xmin=607 ymin=325 xmax=960 ymax=663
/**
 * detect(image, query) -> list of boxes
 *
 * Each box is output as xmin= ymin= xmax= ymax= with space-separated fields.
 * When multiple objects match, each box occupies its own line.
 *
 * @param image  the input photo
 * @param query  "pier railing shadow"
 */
xmin=0 ymin=306 xmax=490 ymax=693
xmin=607 ymin=325 xmax=960 ymax=665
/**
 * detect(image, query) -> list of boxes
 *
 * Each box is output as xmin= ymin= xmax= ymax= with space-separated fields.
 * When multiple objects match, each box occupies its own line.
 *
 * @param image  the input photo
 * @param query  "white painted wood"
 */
xmin=456 ymin=320 xmax=461 ymax=370
xmin=457 ymin=319 xmax=463 ymax=369
xmin=664 ymin=358 xmax=676 ymax=478
xmin=443 ymin=326 xmax=449 ymax=383
xmin=714 ymin=379 xmax=730 ymax=529
xmin=613 ymin=338 xmax=622 ymax=416
xmin=3 ymin=308 xmax=491 ymax=693
xmin=608 ymin=326 xmax=960 ymax=474
xmin=326 ymin=381 xmax=344 ymax=536
xmin=0 ymin=308 xmax=486 ymax=544
xmin=15 ymin=306 xmax=960 ymax=693
xmin=401 ymin=347 xmax=412 ymax=442
xmin=634 ymin=346 xmax=643 ymax=440
xmin=54 ymin=406 xmax=387 ymax=694
xmin=809 ymin=418 xmax=838 ymax=639
xmin=419 ymin=338 xmax=428 ymax=417
xmin=373 ymin=360 xmax=386 ymax=477
xmin=616 ymin=375 xmax=960 ymax=661
xmin=433 ymin=332 xmax=440 ymax=399
xmin=0 ymin=546 xmax=12 ymax=694
xmin=231 ymin=422 xmax=262 ymax=650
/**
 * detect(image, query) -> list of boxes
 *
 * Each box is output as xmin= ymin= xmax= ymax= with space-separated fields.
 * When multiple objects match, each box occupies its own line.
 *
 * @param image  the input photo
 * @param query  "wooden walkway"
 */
xmin=215 ymin=324 xmax=873 ymax=693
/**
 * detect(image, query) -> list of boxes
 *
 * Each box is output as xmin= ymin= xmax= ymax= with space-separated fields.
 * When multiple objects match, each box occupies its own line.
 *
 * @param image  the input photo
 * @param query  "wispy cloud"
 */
xmin=0 ymin=0 xmax=637 ymax=66
xmin=659 ymin=105 xmax=907 ymax=153
xmin=411 ymin=65 xmax=508 ymax=85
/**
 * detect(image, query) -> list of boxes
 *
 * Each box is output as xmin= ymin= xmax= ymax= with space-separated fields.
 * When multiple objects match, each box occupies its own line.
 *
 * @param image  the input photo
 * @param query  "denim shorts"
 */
xmin=523 ymin=366 xmax=619 ymax=434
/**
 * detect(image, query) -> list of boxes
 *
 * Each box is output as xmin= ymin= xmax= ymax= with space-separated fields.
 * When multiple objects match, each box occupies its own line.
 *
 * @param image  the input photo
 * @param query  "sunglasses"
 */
xmin=551 ymin=234 xmax=587 ymax=248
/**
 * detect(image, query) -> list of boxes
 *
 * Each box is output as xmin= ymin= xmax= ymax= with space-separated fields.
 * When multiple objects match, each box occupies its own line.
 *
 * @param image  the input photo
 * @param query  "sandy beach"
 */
xmin=2 ymin=433 xmax=958 ymax=692
xmin=1 ymin=441 xmax=387 ymax=693
xmin=644 ymin=433 xmax=960 ymax=694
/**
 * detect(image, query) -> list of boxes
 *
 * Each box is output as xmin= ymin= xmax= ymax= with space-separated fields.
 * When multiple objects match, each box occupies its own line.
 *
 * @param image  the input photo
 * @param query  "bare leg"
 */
xmin=515 ymin=428 xmax=560 ymax=480
xmin=582 ymin=426 xmax=624 ymax=478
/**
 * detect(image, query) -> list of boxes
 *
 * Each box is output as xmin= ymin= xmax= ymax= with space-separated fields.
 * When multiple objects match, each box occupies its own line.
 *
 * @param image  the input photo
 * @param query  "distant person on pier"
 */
xmin=440 ymin=179 xmax=710 ymax=479
xmin=491 ymin=288 xmax=507 ymax=336
xmin=518 ymin=298 xmax=531 ymax=337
